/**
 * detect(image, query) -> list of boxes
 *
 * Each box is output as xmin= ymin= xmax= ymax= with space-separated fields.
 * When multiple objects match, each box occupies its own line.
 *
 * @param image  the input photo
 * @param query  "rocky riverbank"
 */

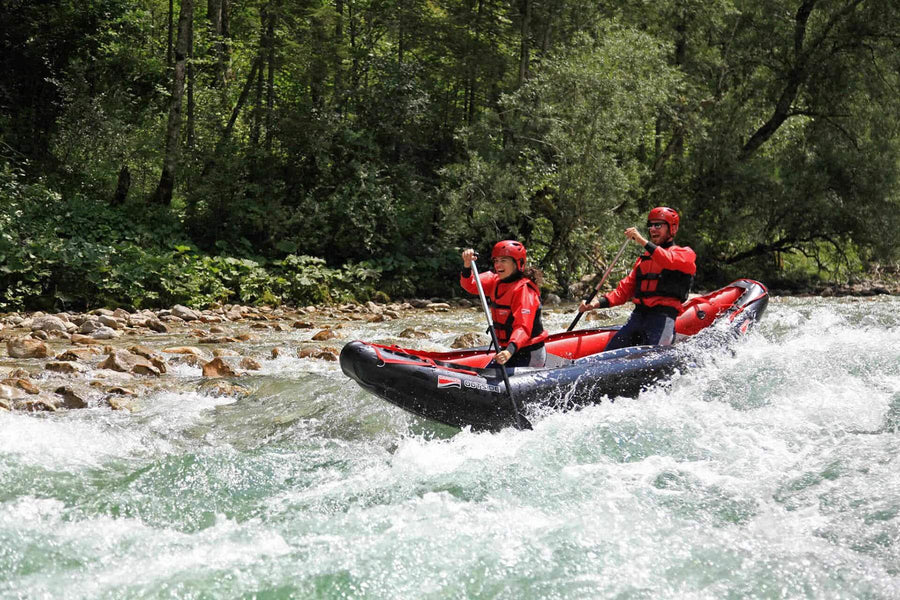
xmin=2 ymin=283 xmax=896 ymax=416
xmin=0 ymin=299 xmax=483 ymax=414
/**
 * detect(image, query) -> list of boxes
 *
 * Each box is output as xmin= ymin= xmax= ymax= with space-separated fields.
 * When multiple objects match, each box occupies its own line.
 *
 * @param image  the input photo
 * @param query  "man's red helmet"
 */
xmin=492 ymin=240 xmax=527 ymax=269
xmin=647 ymin=207 xmax=680 ymax=236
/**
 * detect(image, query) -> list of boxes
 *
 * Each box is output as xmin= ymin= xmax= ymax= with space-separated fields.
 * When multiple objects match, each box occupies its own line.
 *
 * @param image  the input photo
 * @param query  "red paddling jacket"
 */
xmin=601 ymin=241 xmax=696 ymax=316
xmin=460 ymin=269 xmax=549 ymax=354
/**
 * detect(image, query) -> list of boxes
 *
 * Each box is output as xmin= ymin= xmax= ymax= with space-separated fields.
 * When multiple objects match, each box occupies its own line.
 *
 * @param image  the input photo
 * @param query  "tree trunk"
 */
xmin=167 ymin=0 xmax=174 ymax=66
xmin=265 ymin=2 xmax=277 ymax=150
xmin=186 ymin=13 xmax=195 ymax=148
xmin=112 ymin=165 xmax=131 ymax=206
xmin=153 ymin=0 xmax=194 ymax=205
xmin=517 ymin=0 xmax=531 ymax=88
xmin=208 ymin=0 xmax=227 ymax=85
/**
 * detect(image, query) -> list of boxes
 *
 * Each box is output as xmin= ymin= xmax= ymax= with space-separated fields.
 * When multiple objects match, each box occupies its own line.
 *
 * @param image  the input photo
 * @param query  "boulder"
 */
xmin=45 ymin=361 xmax=89 ymax=375
xmin=311 ymin=329 xmax=338 ymax=341
xmin=0 ymin=384 xmax=27 ymax=402
xmin=451 ymin=332 xmax=483 ymax=349
xmin=54 ymin=386 xmax=89 ymax=409
xmin=240 ymin=357 xmax=262 ymax=371
xmin=91 ymin=326 xmax=120 ymax=340
xmin=162 ymin=346 xmax=204 ymax=357
xmin=99 ymin=350 xmax=159 ymax=376
xmin=398 ymin=328 xmax=429 ymax=339
xmin=146 ymin=319 xmax=168 ymax=333
xmin=30 ymin=315 xmax=69 ymax=333
xmin=55 ymin=348 xmax=101 ymax=361
xmin=1 ymin=378 xmax=39 ymax=395
xmin=172 ymin=305 xmax=200 ymax=321
xmin=16 ymin=397 xmax=58 ymax=412
xmin=7 ymin=337 xmax=51 ymax=359
xmin=297 ymin=347 xmax=339 ymax=361
xmin=70 ymin=333 xmax=102 ymax=345
xmin=201 ymin=357 xmax=239 ymax=378
xmin=128 ymin=345 xmax=168 ymax=374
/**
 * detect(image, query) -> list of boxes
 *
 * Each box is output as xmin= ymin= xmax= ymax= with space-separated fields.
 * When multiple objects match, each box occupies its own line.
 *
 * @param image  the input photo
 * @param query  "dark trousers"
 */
xmin=605 ymin=306 xmax=676 ymax=351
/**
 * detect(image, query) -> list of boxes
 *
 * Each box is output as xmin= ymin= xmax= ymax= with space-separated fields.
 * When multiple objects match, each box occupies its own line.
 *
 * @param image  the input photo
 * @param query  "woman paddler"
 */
xmin=460 ymin=241 xmax=549 ymax=368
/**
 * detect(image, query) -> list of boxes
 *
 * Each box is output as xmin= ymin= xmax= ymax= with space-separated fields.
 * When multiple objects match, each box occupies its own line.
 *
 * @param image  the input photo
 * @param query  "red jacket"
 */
xmin=604 ymin=241 xmax=696 ymax=314
xmin=460 ymin=270 xmax=548 ymax=353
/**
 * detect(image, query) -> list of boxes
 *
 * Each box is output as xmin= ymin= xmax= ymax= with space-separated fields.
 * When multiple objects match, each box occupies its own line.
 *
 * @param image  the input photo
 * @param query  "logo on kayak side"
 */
xmin=437 ymin=376 xmax=461 ymax=389
xmin=464 ymin=380 xmax=501 ymax=394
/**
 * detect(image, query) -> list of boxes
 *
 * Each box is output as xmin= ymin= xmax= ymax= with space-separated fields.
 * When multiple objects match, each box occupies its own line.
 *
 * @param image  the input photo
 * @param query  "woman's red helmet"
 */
xmin=647 ymin=207 xmax=680 ymax=236
xmin=492 ymin=240 xmax=527 ymax=269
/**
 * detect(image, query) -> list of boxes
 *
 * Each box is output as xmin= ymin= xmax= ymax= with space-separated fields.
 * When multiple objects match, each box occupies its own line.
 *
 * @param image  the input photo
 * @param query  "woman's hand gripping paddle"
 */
xmin=469 ymin=257 xmax=532 ymax=431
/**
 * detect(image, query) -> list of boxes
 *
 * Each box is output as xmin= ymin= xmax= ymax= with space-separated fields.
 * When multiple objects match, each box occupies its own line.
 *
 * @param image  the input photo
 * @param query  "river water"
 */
xmin=1 ymin=296 xmax=898 ymax=599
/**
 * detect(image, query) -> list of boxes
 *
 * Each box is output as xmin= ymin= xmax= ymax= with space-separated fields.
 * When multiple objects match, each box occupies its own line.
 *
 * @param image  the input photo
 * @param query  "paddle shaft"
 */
xmin=567 ymin=239 xmax=631 ymax=332
xmin=469 ymin=259 xmax=531 ymax=430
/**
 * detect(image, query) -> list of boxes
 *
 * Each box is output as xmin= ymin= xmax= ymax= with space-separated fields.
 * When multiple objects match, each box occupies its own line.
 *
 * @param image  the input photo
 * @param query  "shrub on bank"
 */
xmin=0 ymin=164 xmax=459 ymax=311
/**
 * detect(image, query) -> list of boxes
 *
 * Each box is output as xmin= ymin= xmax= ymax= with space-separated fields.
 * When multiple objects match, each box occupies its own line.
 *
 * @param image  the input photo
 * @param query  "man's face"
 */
xmin=647 ymin=221 xmax=670 ymax=244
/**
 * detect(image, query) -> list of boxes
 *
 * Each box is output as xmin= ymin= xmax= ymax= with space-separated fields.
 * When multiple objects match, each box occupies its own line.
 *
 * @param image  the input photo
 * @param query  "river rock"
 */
xmin=398 ymin=328 xmax=428 ymax=339
xmin=71 ymin=333 xmax=102 ymax=345
xmin=45 ymin=361 xmax=89 ymax=374
xmin=146 ymin=319 xmax=168 ymax=333
xmin=30 ymin=330 xmax=50 ymax=341
xmin=240 ymin=357 xmax=262 ymax=371
xmin=0 ymin=399 xmax=10 ymax=411
xmin=0 ymin=384 xmax=27 ymax=402
xmin=7 ymin=337 xmax=51 ymax=359
xmin=198 ymin=380 xmax=252 ymax=398
xmin=16 ymin=397 xmax=58 ymax=412
xmin=213 ymin=348 xmax=240 ymax=358
xmin=409 ymin=299 xmax=431 ymax=308
xmin=127 ymin=345 xmax=168 ymax=374
xmin=91 ymin=326 xmax=120 ymax=340
xmin=6 ymin=368 xmax=31 ymax=379
xmin=172 ymin=305 xmax=200 ymax=321
xmin=312 ymin=329 xmax=338 ymax=341
xmin=544 ymin=293 xmax=562 ymax=306
xmin=426 ymin=302 xmax=451 ymax=311
xmin=105 ymin=395 xmax=136 ymax=412
xmin=55 ymin=348 xmax=101 ymax=361
xmin=30 ymin=315 xmax=69 ymax=333
xmin=98 ymin=315 xmax=122 ymax=329
xmin=163 ymin=346 xmax=204 ymax=357
xmin=201 ymin=357 xmax=238 ymax=378
xmin=297 ymin=346 xmax=339 ymax=361
xmin=451 ymin=332 xmax=483 ymax=348
xmin=1 ymin=378 xmax=39 ymax=395
xmin=54 ymin=386 xmax=89 ymax=409
xmin=79 ymin=319 xmax=102 ymax=334
xmin=99 ymin=350 xmax=159 ymax=376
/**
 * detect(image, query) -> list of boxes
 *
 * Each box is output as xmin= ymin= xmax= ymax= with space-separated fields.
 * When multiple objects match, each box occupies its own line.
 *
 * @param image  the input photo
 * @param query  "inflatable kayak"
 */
xmin=340 ymin=279 xmax=768 ymax=431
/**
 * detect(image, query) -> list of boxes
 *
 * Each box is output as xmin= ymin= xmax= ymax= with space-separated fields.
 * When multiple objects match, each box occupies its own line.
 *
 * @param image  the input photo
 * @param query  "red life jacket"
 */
xmin=604 ymin=241 xmax=696 ymax=314
xmin=634 ymin=254 xmax=694 ymax=303
xmin=488 ymin=275 xmax=547 ymax=350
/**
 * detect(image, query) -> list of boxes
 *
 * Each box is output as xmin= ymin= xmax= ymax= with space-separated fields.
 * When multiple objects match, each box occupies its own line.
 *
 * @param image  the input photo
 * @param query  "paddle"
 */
xmin=469 ymin=257 xmax=532 ymax=431
xmin=567 ymin=239 xmax=631 ymax=332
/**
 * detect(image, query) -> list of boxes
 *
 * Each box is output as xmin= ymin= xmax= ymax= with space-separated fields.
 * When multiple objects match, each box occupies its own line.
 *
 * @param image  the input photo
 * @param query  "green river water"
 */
xmin=1 ymin=296 xmax=899 ymax=599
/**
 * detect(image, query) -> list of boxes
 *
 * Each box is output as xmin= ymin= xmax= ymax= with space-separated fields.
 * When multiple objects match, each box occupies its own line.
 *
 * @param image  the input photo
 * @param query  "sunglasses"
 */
xmin=646 ymin=222 xmax=667 ymax=229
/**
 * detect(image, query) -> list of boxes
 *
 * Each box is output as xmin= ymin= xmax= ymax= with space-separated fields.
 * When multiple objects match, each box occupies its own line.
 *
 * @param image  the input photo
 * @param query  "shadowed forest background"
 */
xmin=1 ymin=0 xmax=899 ymax=310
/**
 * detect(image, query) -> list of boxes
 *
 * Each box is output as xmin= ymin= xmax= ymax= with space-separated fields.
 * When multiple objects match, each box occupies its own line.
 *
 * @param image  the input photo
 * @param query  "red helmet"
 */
xmin=491 ymin=240 xmax=527 ymax=269
xmin=647 ymin=206 xmax=680 ymax=236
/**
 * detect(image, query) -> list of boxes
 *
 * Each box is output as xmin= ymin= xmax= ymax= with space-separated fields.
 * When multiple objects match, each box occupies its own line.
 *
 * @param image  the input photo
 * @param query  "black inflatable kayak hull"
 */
xmin=341 ymin=279 xmax=768 ymax=431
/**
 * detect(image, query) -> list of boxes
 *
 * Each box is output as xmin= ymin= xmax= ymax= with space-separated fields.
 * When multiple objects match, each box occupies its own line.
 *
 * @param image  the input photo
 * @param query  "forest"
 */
xmin=1 ymin=0 xmax=899 ymax=310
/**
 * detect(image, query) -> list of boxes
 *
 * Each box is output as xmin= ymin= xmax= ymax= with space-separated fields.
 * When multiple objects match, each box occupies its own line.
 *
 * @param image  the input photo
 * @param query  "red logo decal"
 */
xmin=437 ymin=376 xmax=461 ymax=389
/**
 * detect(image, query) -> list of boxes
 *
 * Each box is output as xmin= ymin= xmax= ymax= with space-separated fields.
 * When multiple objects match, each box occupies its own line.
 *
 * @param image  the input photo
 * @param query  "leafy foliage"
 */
xmin=1 ymin=0 xmax=899 ymax=311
